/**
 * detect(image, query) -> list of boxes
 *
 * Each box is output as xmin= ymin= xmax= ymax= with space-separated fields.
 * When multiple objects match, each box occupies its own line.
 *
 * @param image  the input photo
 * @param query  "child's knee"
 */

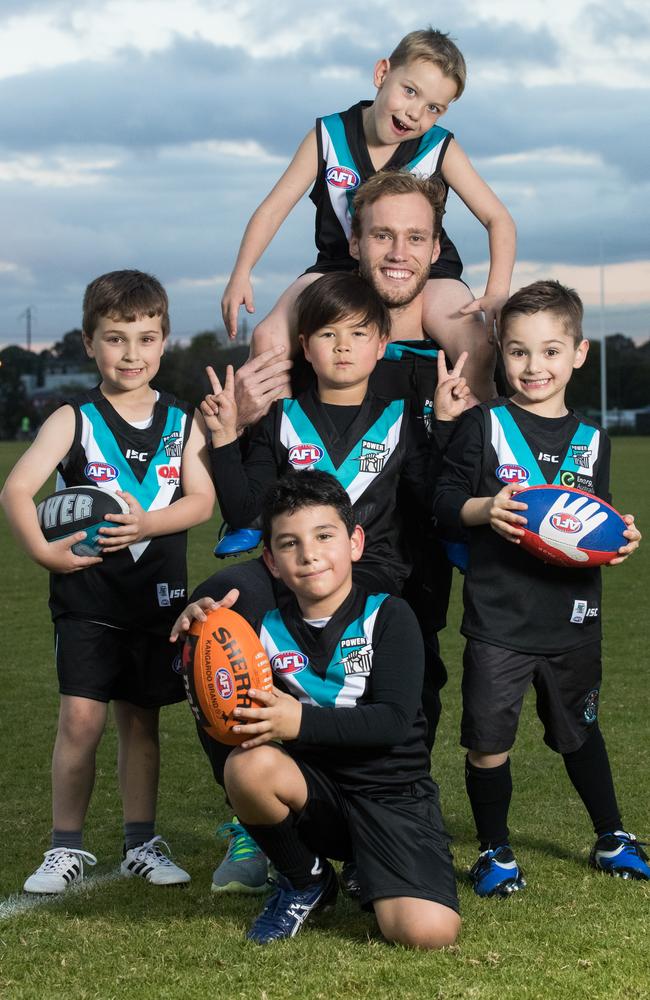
xmin=224 ymin=745 xmax=278 ymax=793
xmin=376 ymin=900 xmax=460 ymax=950
xmin=251 ymin=319 xmax=287 ymax=357
xmin=57 ymin=697 xmax=107 ymax=747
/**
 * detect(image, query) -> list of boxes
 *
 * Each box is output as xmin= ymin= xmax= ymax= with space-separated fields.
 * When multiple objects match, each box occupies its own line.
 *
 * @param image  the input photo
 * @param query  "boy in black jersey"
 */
xmin=433 ymin=280 xmax=646 ymax=896
xmin=1 ymin=270 xmax=215 ymax=894
xmin=180 ymin=471 xmax=460 ymax=946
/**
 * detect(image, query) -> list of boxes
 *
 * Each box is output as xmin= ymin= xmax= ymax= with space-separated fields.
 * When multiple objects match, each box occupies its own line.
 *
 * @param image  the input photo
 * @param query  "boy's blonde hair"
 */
xmin=499 ymin=280 xmax=584 ymax=347
xmin=389 ymin=28 xmax=466 ymax=99
xmin=351 ymin=171 xmax=446 ymax=242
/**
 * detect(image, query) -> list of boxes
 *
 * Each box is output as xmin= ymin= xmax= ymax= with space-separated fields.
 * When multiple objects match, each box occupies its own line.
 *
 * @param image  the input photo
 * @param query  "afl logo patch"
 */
xmin=326 ymin=166 xmax=360 ymax=190
xmin=550 ymin=513 xmax=582 ymax=534
xmin=271 ymin=651 xmax=308 ymax=675
xmin=288 ymin=444 xmax=324 ymax=468
xmin=496 ymin=463 xmax=529 ymax=484
xmin=215 ymin=668 xmax=234 ymax=700
xmin=84 ymin=461 xmax=118 ymax=483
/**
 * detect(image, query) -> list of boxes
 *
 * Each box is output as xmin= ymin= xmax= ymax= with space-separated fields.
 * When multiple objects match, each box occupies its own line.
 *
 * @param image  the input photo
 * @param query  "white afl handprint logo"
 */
xmin=540 ymin=493 xmax=607 ymax=562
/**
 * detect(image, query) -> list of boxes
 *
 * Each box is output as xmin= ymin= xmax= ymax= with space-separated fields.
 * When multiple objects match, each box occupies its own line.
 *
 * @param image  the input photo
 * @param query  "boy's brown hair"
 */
xmin=499 ymin=280 xmax=584 ymax=347
xmin=351 ymin=171 xmax=446 ymax=242
xmin=296 ymin=271 xmax=391 ymax=342
xmin=389 ymin=28 xmax=466 ymax=99
xmin=82 ymin=269 xmax=170 ymax=338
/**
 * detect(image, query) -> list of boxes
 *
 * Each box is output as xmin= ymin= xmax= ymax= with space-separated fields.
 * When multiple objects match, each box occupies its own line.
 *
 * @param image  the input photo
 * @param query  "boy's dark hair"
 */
xmin=351 ymin=171 xmax=446 ymax=242
xmin=389 ymin=28 xmax=467 ymax=99
xmin=262 ymin=471 xmax=355 ymax=547
xmin=296 ymin=272 xmax=391 ymax=341
xmin=82 ymin=269 xmax=170 ymax=338
xmin=499 ymin=280 xmax=584 ymax=347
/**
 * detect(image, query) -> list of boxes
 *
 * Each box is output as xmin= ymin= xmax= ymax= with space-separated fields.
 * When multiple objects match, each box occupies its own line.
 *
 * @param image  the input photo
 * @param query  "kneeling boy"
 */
xmin=183 ymin=470 xmax=460 ymax=947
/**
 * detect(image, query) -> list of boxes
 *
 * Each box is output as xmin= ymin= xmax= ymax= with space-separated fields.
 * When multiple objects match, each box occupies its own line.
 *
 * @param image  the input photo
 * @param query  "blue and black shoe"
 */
xmin=589 ymin=830 xmax=650 ymax=880
xmin=214 ymin=524 xmax=263 ymax=558
xmin=246 ymin=861 xmax=338 ymax=944
xmin=469 ymin=845 xmax=526 ymax=898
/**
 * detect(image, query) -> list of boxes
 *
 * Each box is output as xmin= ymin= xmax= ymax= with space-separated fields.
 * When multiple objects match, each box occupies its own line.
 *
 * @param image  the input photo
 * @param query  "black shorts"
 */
xmin=291 ymin=757 xmax=459 ymax=913
xmin=461 ymin=638 xmax=602 ymax=755
xmin=54 ymin=617 xmax=185 ymax=708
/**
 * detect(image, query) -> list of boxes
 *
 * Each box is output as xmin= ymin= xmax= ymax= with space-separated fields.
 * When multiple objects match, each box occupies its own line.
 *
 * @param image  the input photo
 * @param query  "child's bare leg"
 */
xmin=422 ymin=278 xmax=496 ymax=402
xmin=224 ymin=745 xmax=308 ymax=822
xmin=250 ymin=272 xmax=323 ymax=360
xmin=52 ymin=695 xmax=108 ymax=830
xmin=374 ymin=896 xmax=460 ymax=950
xmin=114 ymin=701 xmax=160 ymax=823
xmin=467 ymin=750 xmax=509 ymax=768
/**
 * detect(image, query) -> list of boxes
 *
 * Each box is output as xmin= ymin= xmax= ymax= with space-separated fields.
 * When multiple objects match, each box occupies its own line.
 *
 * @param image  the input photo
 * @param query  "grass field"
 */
xmin=1 ymin=439 xmax=649 ymax=1000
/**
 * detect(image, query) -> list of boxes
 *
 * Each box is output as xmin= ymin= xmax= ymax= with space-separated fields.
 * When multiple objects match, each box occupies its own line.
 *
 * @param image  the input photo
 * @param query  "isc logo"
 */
xmin=288 ymin=444 xmax=323 ymax=468
xmin=496 ymin=464 xmax=529 ymax=484
xmin=271 ymin=651 xmax=308 ymax=675
xmin=550 ymin=513 xmax=582 ymax=533
xmin=215 ymin=668 xmax=234 ymax=699
xmin=326 ymin=166 xmax=360 ymax=189
xmin=84 ymin=462 xmax=117 ymax=483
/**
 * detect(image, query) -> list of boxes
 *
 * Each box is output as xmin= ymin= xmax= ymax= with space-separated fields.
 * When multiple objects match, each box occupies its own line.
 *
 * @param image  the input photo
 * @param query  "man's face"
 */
xmin=349 ymin=192 xmax=440 ymax=308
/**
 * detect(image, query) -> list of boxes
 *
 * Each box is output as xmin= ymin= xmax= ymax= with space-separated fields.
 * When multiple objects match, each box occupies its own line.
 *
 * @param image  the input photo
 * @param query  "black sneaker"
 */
xmin=246 ymin=861 xmax=338 ymax=943
xmin=339 ymin=861 xmax=361 ymax=900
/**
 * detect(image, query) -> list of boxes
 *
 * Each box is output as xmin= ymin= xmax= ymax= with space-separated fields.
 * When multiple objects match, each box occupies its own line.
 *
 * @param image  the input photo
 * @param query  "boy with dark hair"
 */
xmin=178 ymin=470 xmax=460 ymax=947
xmin=432 ymin=279 xmax=646 ymax=897
xmin=1 ymin=269 xmax=215 ymax=893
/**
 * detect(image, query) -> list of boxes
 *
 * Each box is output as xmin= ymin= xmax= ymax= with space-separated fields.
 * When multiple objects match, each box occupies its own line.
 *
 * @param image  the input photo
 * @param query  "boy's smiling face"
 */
xmin=370 ymin=58 xmax=458 ymax=145
xmin=501 ymin=311 xmax=589 ymax=416
xmin=263 ymin=505 xmax=364 ymax=618
xmin=83 ymin=314 xmax=165 ymax=397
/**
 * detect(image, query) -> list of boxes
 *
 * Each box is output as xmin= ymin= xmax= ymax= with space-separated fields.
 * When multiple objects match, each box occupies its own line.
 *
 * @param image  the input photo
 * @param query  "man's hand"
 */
xmin=434 ymin=350 xmax=471 ymax=420
xmin=201 ymin=365 xmax=238 ymax=445
xmin=234 ymin=346 xmax=293 ymax=431
xmin=169 ymin=589 xmax=240 ymax=642
xmin=232 ymin=685 xmax=302 ymax=749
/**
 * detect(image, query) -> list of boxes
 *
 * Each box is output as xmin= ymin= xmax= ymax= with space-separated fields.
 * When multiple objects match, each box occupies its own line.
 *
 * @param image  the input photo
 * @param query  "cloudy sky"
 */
xmin=1 ymin=0 xmax=649 ymax=350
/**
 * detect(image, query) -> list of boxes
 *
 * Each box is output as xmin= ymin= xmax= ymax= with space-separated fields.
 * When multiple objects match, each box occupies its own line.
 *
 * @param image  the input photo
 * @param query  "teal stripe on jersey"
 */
xmin=384 ymin=341 xmax=439 ymax=361
xmin=80 ymin=402 xmax=183 ymax=510
xmin=321 ymin=112 xmax=359 ymax=215
xmin=406 ymin=124 xmax=450 ymax=170
xmin=281 ymin=398 xmax=404 ymax=490
xmin=491 ymin=406 xmax=545 ymax=485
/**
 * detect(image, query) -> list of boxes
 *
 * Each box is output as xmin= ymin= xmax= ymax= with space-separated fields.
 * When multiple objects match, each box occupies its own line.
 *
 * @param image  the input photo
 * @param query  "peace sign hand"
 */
xmin=434 ymin=350 xmax=472 ymax=421
xmin=201 ymin=365 xmax=239 ymax=445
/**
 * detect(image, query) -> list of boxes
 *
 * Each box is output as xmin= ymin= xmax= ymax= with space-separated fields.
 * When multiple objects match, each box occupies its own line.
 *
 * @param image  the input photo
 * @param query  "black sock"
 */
xmin=242 ymin=814 xmax=323 ymax=889
xmin=465 ymin=755 xmax=512 ymax=851
xmin=562 ymin=726 xmax=622 ymax=837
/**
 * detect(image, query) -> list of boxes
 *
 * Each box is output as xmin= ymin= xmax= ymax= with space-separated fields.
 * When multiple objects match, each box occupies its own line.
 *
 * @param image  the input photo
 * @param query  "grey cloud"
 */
xmin=585 ymin=2 xmax=650 ymax=41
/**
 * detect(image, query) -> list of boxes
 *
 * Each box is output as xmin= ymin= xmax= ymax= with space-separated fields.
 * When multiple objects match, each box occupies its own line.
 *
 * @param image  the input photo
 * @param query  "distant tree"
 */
xmin=50 ymin=329 xmax=91 ymax=368
xmin=0 ymin=363 xmax=36 ymax=439
xmin=156 ymin=331 xmax=248 ymax=406
xmin=0 ymin=344 xmax=39 ymax=375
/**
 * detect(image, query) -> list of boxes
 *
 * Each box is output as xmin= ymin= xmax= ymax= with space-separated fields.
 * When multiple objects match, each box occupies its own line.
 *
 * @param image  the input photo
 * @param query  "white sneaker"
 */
xmin=24 ymin=848 xmax=97 ymax=894
xmin=121 ymin=835 xmax=190 ymax=885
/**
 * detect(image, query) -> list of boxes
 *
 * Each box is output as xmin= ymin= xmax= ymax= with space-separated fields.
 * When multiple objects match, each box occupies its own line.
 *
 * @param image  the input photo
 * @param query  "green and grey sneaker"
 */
xmin=211 ymin=819 xmax=269 ymax=894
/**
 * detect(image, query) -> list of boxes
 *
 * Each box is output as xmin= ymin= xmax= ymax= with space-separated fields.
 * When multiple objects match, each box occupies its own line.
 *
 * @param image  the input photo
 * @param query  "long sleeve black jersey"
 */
xmin=258 ymin=586 xmax=431 ymax=790
xmin=433 ymin=399 xmax=611 ymax=654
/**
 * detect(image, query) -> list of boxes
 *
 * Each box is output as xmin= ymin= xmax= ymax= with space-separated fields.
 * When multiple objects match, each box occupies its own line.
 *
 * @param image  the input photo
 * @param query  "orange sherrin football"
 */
xmin=181 ymin=606 xmax=273 ymax=745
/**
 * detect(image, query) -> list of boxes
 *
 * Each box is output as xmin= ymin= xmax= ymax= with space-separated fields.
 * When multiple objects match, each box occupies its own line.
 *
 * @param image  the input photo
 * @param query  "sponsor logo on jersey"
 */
xmin=550 ymin=512 xmax=582 ymax=533
xmin=583 ymin=687 xmax=599 ymax=723
xmin=576 ymin=474 xmax=594 ymax=492
xmin=156 ymin=581 xmax=186 ymax=607
xmin=271 ymin=651 xmax=308 ymax=675
xmin=171 ymin=653 xmax=184 ymax=674
xmin=571 ymin=444 xmax=592 ymax=469
xmin=538 ymin=452 xmax=559 ymax=463
xmin=357 ymin=439 xmax=388 ymax=474
xmin=496 ymin=463 xmax=529 ymax=484
xmin=339 ymin=636 xmax=372 ymax=676
xmin=215 ymin=668 xmax=234 ymax=700
xmin=560 ymin=469 xmax=575 ymax=487
xmin=288 ymin=444 xmax=324 ymax=468
xmin=126 ymin=448 xmax=148 ymax=462
xmin=163 ymin=431 xmax=183 ymax=458
xmin=84 ymin=461 xmax=118 ymax=483
xmin=423 ymin=399 xmax=434 ymax=436
xmin=570 ymin=599 xmax=588 ymax=624
xmin=156 ymin=464 xmax=181 ymax=487
xmin=326 ymin=165 xmax=360 ymax=190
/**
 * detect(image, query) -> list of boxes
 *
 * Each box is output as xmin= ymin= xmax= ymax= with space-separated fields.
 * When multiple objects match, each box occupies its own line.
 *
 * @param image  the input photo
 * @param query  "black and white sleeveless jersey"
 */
xmin=306 ymin=101 xmax=463 ymax=279
xmin=258 ymin=586 xmax=430 ymax=789
xmin=210 ymin=387 xmax=430 ymax=592
xmin=433 ymin=400 xmax=611 ymax=654
xmin=49 ymin=386 xmax=194 ymax=634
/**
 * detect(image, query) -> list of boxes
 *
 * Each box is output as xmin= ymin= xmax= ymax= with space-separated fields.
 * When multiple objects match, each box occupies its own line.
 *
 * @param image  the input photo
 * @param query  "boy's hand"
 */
xmin=460 ymin=292 xmax=508 ymax=345
xmin=201 ymin=365 xmax=238 ymax=444
xmin=169 ymin=589 xmax=239 ymax=641
xmin=608 ymin=514 xmax=642 ymax=565
xmin=233 ymin=686 xmax=302 ymax=749
xmin=40 ymin=532 xmax=103 ymax=574
xmin=221 ymin=271 xmax=255 ymax=340
xmin=99 ymin=491 xmax=150 ymax=551
xmin=234 ymin=346 xmax=292 ymax=431
xmin=434 ymin=350 xmax=471 ymax=420
xmin=490 ymin=484 xmax=528 ymax=542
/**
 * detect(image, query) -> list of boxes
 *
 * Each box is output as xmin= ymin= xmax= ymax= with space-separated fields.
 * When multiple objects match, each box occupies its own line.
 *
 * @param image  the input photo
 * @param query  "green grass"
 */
xmin=1 ymin=439 xmax=649 ymax=1000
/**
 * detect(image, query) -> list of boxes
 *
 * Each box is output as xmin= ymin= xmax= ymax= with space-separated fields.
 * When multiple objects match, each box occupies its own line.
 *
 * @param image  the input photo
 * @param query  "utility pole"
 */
xmin=18 ymin=306 xmax=33 ymax=352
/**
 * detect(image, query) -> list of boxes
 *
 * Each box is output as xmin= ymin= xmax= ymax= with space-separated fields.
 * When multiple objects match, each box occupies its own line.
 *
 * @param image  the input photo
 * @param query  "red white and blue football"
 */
xmin=37 ymin=486 xmax=129 ymax=556
xmin=516 ymin=484 xmax=627 ymax=568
